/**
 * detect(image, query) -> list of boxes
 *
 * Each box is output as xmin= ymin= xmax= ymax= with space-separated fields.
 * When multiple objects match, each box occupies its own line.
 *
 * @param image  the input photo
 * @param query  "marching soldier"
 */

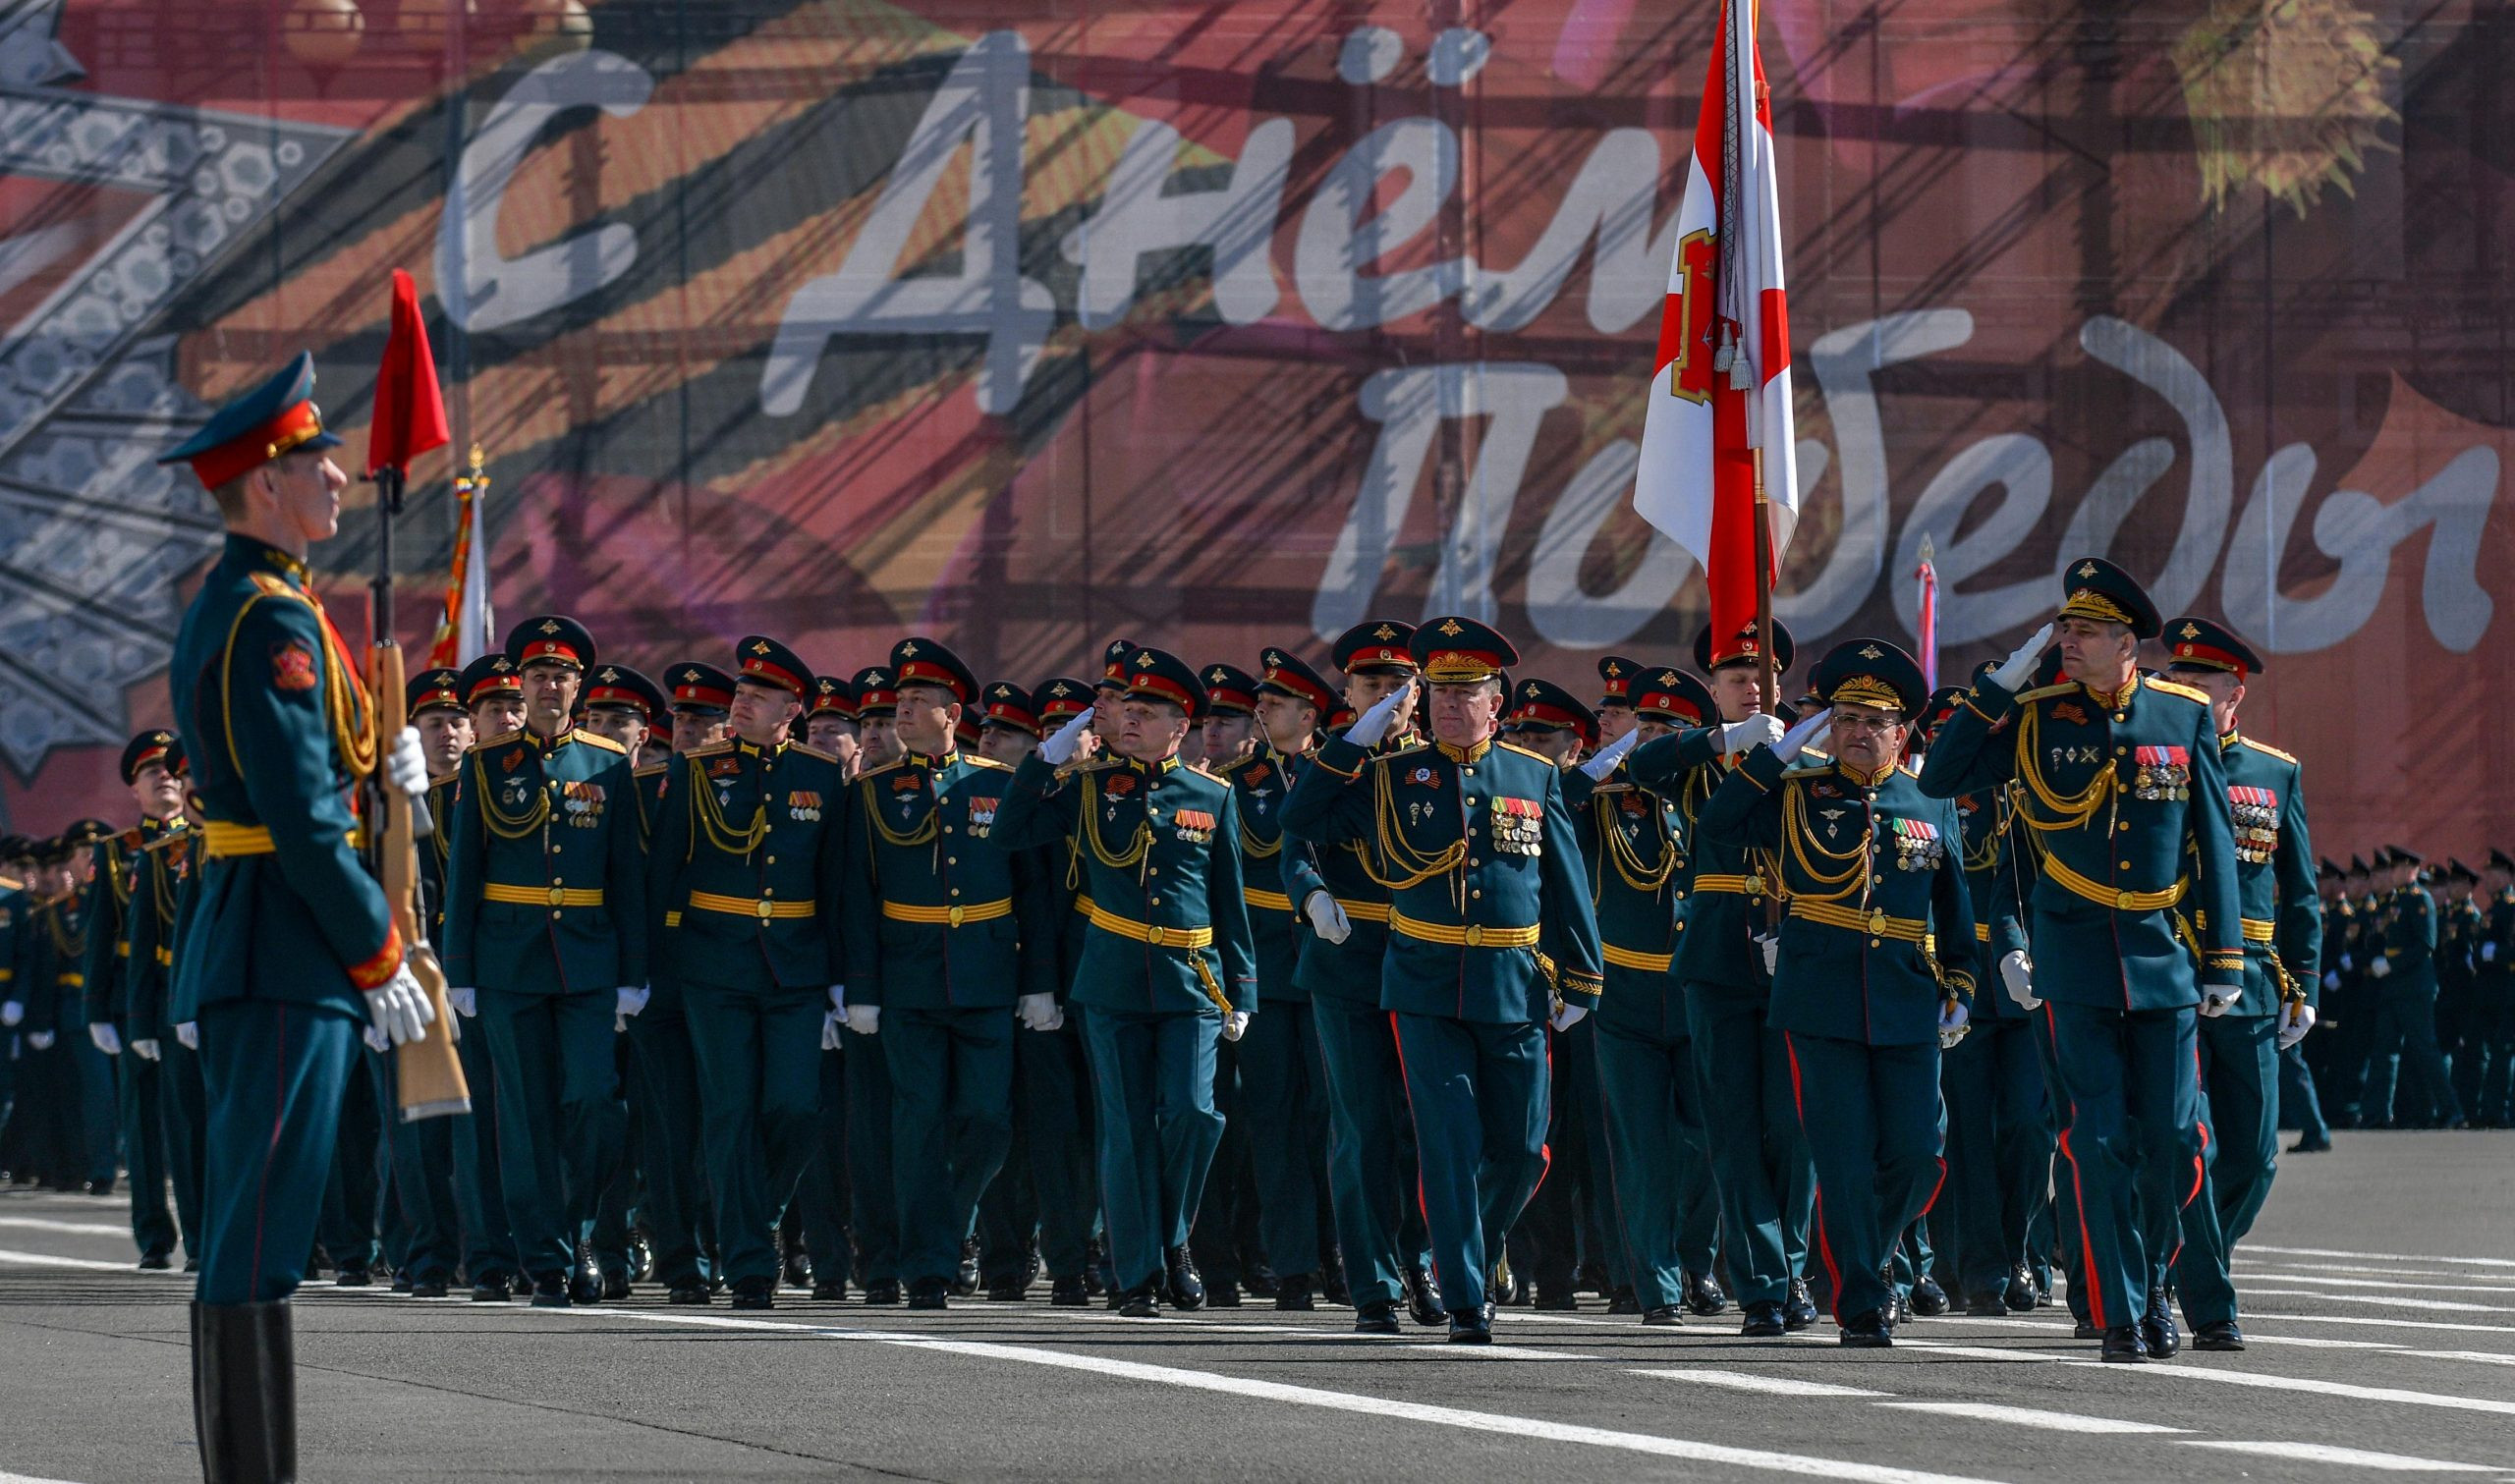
xmin=1280 ymin=624 xmax=1443 ymax=1332
xmin=841 ymin=661 xmax=905 ymax=1301
xmin=1282 ymin=618 xmax=1604 ymax=1344
xmin=1920 ymin=557 xmax=2243 ymax=1363
xmin=2364 ymin=847 xmax=2462 ymax=1127
xmin=995 ymin=646 xmax=1257 ymax=1318
xmin=159 ymin=352 xmax=437 ymax=1479
xmin=2156 ymin=619 xmax=2320 ymax=1350
xmin=2478 ymin=851 xmax=2515 ymax=1127
xmin=124 ymin=745 xmax=205 ymax=1270
xmin=649 ymin=637 xmax=850 ymax=1309
xmin=578 ymin=664 xmax=669 ymax=1298
xmin=1187 ymin=663 xmax=1265 ymax=1305
xmin=442 ymin=615 xmax=647 ymax=1308
xmin=1701 ymin=639 xmax=1978 ymax=1347
xmin=1624 ymin=620 xmax=1815 ymax=1337
xmin=84 ymin=731 xmax=188 ymax=1265
xmin=444 ymin=652 xmax=527 ymax=1301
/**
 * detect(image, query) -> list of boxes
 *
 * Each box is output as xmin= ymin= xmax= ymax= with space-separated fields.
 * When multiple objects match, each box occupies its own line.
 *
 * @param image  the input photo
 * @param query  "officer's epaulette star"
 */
xmin=788 ymin=742 xmax=843 ymax=765
xmin=1495 ymin=741 xmax=1553 ymax=764
xmin=569 ymin=731 xmax=628 ymax=755
xmin=2231 ymin=736 xmax=2299 ymax=766
xmin=633 ymin=761 xmax=668 ymax=780
xmin=684 ymin=741 xmax=735 ymax=759
xmin=2143 ymin=677 xmax=2211 ymax=706
xmin=473 ymin=729 xmax=525 ymax=750
xmin=2013 ymin=681 xmax=2082 ymax=704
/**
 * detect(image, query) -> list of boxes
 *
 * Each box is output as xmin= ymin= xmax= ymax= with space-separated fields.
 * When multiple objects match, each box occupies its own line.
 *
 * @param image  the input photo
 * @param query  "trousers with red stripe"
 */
xmin=1782 ymin=1032 xmax=1944 ymax=1324
xmin=1391 ymin=1014 xmax=1548 ymax=1315
xmin=2040 ymin=1001 xmax=2203 ymax=1330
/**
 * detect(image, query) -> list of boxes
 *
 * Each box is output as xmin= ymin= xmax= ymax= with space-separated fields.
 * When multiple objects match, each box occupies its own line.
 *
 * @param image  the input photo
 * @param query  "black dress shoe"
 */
xmin=1966 ymin=1289 xmax=2008 ymax=1318
xmin=1504 ymin=1272 xmax=1534 ymax=1307
xmin=600 ymin=1271 xmax=631 ymax=1302
xmin=1534 ymin=1287 xmax=1580 ymax=1311
xmin=1741 ymin=1300 xmax=1787 ymax=1338
xmin=1050 ymin=1274 xmax=1090 ymax=1307
xmin=1319 ymin=1263 xmax=1350 ymax=1306
xmin=955 ymin=1237 xmax=981 ymax=1297
xmin=731 ymin=1277 xmax=775 ymax=1310
xmin=986 ymin=1279 xmax=1029 ymax=1302
xmin=2005 ymin=1264 xmax=2038 ymax=1313
xmin=1206 ymin=1280 xmax=1243 ymax=1309
xmin=863 ymin=1279 xmax=902 ymax=1305
xmin=2141 ymin=1292 xmax=2181 ymax=1359
xmin=139 ymin=1251 xmax=172 ymax=1272
xmin=1839 ymin=1309 xmax=1893 ymax=1347
xmin=907 ymin=1278 xmax=949 ymax=1310
xmin=1642 ymin=1304 xmax=1684 ymax=1326
xmin=784 ymin=1254 xmax=813 ymax=1291
xmin=530 ymin=1273 xmax=573 ymax=1309
xmin=670 ymin=1284 xmax=713 ymax=1305
xmin=2192 ymin=1319 xmax=2245 ymax=1351
xmin=1782 ymin=1278 xmax=1818 ymax=1331
xmin=1447 ymin=1305 xmax=1494 ymax=1345
xmin=1246 ymin=1266 xmax=1279 ymax=1300
xmin=630 ymin=1234 xmax=654 ymax=1284
xmin=2101 ymin=1325 xmax=2148 ymax=1362
xmin=471 ymin=1277 xmax=513 ymax=1303
xmin=2073 ymin=1320 xmax=2103 ymax=1340
xmin=1162 ymin=1246 xmax=1205 ymax=1311
xmin=1608 ymin=1287 xmax=1642 ymax=1315
xmin=409 ymin=1278 xmax=449 ymax=1299
xmin=334 ymin=1267 xmax=372 ymax=1289
xmin=1354 ymin=1300 xmax=1402 ymax=1335
xmin=1909 ymin=1277 xmax=1948 ymax=1317
xmin=1274 ymin=1273 xmax=1315 ymax=1312
xmin=1119 ymin=1284 xmax=1161 ymax=1319
xmin=1682 ymin=1270 xmax=1728 ymax=1316
xmin=2287 ymin=1137 xmax=2332 ymax=1153
xmin=1403 ymin=1265 xmax=1445 ymax=1327
xmin=570 ymin=1272 xmax=602 ymax=1306
xmin=392 ymin=1274 xmax=415 ymax=1294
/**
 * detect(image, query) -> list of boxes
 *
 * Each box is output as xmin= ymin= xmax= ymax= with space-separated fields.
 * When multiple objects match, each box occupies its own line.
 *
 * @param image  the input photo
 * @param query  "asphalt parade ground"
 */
xmin=1 ymin=1133 xmax=2510 ymax=1483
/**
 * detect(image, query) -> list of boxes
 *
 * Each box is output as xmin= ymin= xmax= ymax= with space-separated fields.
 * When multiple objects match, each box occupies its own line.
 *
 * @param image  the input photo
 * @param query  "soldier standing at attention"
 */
xmin=649 ymin=637 xmax=850 ymax=1309
xmin=2363 ymin=848 xmax=2461 ymax=1128
xmin=442 ymin=616 xmax=647 ymax=1308
xmin=995 ymin=646 xmax=1257 ymax=1318
xmin=1282 ymin=618 xmax=1605 ymax=1345
xmin=442 ymin=653 xmax=528 ymax=1301
xmin=158 ymin=353 xmax=436 ymax=1478
xmin=840 ymin=662 xmax=905 ymax=1301
xmin=578 ymin=663 xmax=667 ymax=1298
xmin=807 ymin=675 xmax=861 ymax=775
xmin=2159 ymin=619 xmax=2320 ymax=1351
xmin=1701 ymin=640 xmax=1978 ymax=1347
xmin=123 ymin=745 xmax=203 ymax=1271
xmin=83 ymin=731 xmax=188 ymax=1266
xmin=1919 ymin=558 xmax=2243 ymax=1363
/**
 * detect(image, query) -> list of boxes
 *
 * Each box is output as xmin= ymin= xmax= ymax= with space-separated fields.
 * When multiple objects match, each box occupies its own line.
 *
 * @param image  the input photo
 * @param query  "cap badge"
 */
xmin=2077 ymin=562 xmax=2098 ymax=579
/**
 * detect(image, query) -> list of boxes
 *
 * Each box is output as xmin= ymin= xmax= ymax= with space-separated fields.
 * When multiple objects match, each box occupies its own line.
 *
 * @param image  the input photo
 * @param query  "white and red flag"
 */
xmin=1632 ymin=0 xmax=1797 ymax=648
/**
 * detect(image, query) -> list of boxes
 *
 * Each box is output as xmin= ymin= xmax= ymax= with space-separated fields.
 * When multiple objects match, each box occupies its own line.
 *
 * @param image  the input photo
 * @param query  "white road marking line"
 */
xmin=2242 ymin=1262 xmax=2515 ymax=1288
xmin=0 ymin=1247 xmax=137 ymax=1273
xmin=1873 ymin=1402 xmax=2186 ymax=1434
xmin=1630 ymin=1368 xmax=1891 ymax=1398
xmin=2235 ymin=1334 xmax=2407 ymax=1350
xmin=2416 ymin=1350 xmax=2515 ymax=1368
xmin=0 ymin=1217 xmax=129 ymax=1237
xmin=2059 ymin=1359 xmax=2515 ymax=1416
xmin=0 ymin=1470 xmax=93 ymax=1483
xmin=2244 ymin=1244 xmax=2515 ymax=1271
xmin=2235 ymin=1311 xmax=2515 ymax=1337
xmin=2241 ymin=1273 xmax=2515 ymax=1297
xmin=1890 ymin=1340 xmax=2062 ymax=1362
xmin=1401 ymin=1344 xmax=1597 ymax=1360
xmin=2245 ymin=1288 xmax=2515 ymax=1315
xmin=2176 ymin=1440 xmax=2504 ymax=1473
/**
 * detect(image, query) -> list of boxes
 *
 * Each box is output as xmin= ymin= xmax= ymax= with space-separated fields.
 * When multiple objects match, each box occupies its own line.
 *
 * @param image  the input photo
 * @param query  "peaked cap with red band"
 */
xmin=668 ymin=661 xmax=736 ymax=712
xmin=1258 ymin=647 xmax=1337 ymax=713
xmin=2162 ymin=616 xmax=2264 ymax=683
xmin=1410 ymin=616 xmax=1518 ymax=684
xmin=735 ymin=635 xmax=810 ymax=696
xmin=506 ymin=614 xmax=596 ymax=673
xmin=1123 ymin=646 xmax=1202 ymax=711
xmin=157 ymin=352 xmax=343 ymax=489
xmin=890 ymin=636 xmax=978 ymax=706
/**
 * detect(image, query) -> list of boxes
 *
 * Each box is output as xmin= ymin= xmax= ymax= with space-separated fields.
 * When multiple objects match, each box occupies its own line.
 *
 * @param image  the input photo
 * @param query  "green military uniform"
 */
xmin=123 ymin=793 xmax=204 ymax=1267
xmin=648 ymin=637 xmax=849 ymax=1308
xmin=1920 ymin=557 xmax=2243 ymax=1360
xmin=28 ymin=830 xmax=116 ymax=1191
xmin=1624 ymin=619 xmax=1816 ymax=1335
xmin=994 ymin=645 xmax=1257 ymax=1314
xmin=2364 ymin=849 xmax=2461 ymax=1127
xmin=842 ymin=637 xmax=1058 ymax=1305
xmin=1282 ymin=618 xmax=1603 ymax=1341
xmin=840 ymin=664 xmax=904 ymax=1298
xmin=442 ymin=616 xmax=647 ymax=1303
xmin=2476 ymin=853 xmax=2515 ymax=1127
xmin=82 ymin=755 xmax=183 ymax=1260
xmin=1702 ymin=639 xmax=1979 ymax=1344
xmin=443 ymin=654 xmax=525 ymax=1299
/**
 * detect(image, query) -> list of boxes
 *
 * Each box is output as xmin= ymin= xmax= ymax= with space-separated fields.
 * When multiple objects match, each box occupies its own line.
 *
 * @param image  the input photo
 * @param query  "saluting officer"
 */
xmin=2158 ymin=619 xmax=2320 ymax=1351
xmin=84 ymin=731 xmax=188 ymax=1266
xmin=648 ymin=638 xmax=850 ymax=1310
xmin=996 ymin=646 xmax=1257 ymax=1318
xmin=1701 ymin=639 xmax=1979 ymax=1347
xmin=1280 ymin=624 xmax=1443 ymax=1333
xmin=1624 ymin=620 xmax=1815 ymax=1338
xmin=839 ymin=637 xmax=1060 ymax=1309
xmin=159 ymin=353 xmax=436 ymax=1478
xmin=1920 ymin=558 xmax=2244 ymax=1363
xmin=442 ymin=615 xmax=647 ymax=1308
xmin=1282 ymin=618 xmax=1605 ymax=1345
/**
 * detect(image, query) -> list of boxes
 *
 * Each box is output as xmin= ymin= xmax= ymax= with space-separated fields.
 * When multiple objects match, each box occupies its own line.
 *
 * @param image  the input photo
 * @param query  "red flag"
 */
xmin=367 ymin=268 xmax=449 ymax=476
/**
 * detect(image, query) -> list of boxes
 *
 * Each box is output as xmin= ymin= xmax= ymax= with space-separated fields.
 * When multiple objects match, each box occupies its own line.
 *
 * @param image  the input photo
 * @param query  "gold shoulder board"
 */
xmin=2236 ymin=737 xmax=2299 ymax=766
xmin=2014 ymin=681 xmax=2082 ymax=704
xmin=633 ymin=762 xmax=668 ymax=780
xmin=1494 ymin=741 xmax=1553 ymax=764
xmin=571 ymin=731 xmax=628 ymax=755
xmin=788 ymin=742 xmax=842 ymax=765
xmin=2144 ymin=677 xmax=2211 ymax=705
xmin=473 ymin=730 xmax=524 ymax=751
xmin=684 ymin=742 xmax=735 ymax=759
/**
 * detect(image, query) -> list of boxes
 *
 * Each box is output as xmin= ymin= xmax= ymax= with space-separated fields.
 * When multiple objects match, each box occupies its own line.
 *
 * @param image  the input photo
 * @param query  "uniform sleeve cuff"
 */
xmin=347 ymin=925 xmax=404 ymax=992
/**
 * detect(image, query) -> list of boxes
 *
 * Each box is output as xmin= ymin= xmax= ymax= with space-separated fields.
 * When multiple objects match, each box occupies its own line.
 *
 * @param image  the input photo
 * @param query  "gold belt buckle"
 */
xmin=1146 ymin=924 xmax=1171 ymax=947
xmin=1746 ymin=874 xmax=1765 ymax=899
xmin=2115 ymin=889 xmax=2136 ymax=909
xmin=1465 ymin=924 xmax=1483 ymax=947
xmin=947 ymin=905 xmax=966 ymax=928
xmin=546 ymin=885 xmax=567 ymax=907
xmin=755 ymin=900 xmax=775 ymax=920
xmin=1869 ymin=909 xmax=1887 ymax=934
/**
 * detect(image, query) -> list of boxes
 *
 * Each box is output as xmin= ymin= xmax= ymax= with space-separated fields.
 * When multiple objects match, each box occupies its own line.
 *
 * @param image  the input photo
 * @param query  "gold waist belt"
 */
xmin=2241 ymin=917 xmax=2276 ymax=944
xmin=485 ymin=883 xmax=605 ymax=908
xmin=199 ymin=822 xmax=276 ymax=858
xmin=688 ymin=890 xmax=815 ymax=921
xmin=1243 ymin=888 xmax=1294 ymax=912
xmin=1602 ymin=943 xmax=1674 ymax=973
xmin=1085 ymin=902 xmax=1214 ymax=950
xmin=1790 ymin=898 xmax=1928 ymax=944
xmin=1692 ymin=873 xmax=1766 ymax=898
xmin=881 ymin=898 xmax=1012 ymax=928
xmin=1334 ymin=898 xmax=1392 ymax=923
xmin=1390 ymin=910 xmax=1540 ymax=949
xmin=2040 ymin=852 xmax=2187 ymax=913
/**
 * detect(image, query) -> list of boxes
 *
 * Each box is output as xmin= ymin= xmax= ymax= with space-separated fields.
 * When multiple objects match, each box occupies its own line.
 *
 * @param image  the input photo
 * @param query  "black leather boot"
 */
xmin=196 ymin=1300 xmax=296 ymax=1483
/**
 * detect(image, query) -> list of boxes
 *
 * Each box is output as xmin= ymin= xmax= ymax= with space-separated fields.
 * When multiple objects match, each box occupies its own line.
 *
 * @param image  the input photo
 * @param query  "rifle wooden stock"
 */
xmin=371 ymin=638 xmax=470 ymax=1121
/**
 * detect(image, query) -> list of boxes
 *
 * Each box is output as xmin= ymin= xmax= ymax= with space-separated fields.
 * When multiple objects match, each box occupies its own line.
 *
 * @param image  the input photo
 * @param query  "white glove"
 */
xmin=175 ymin=1021 xmax=197 ymax=1050
xmin=1937 ymin=999 xmax=1971 ymax=1048
xmin=828 ymin=984 xmax=847 ymax=1015
xmin=385 ymin=725 xmax=429 ymax=801
xmin=132 ymin=1038 xmax=159 ymax=1062
xmin=1222 ymin=1010 xmax=1250 ymax=1042
xmin=1987 ymin=622 xmax=2056 ymax=692
xmin=616 ymin=984 xmax=649 ymax=1020
xmin=1721 ymin=714 xmax=1784 ymax=754
xmin=1548 ymin=1002 xmax=1588 ymax=1032
xmin=1304 ymin=892 xmax=1353 ymax=945
xmin=27 ymin=1030 xmax=54 ymax=1051
xmin=447 ymin=986 xmax=477 ymax=1018
xmin=2201 ymin=982 xmax=2242 ymax=1017
xmin=2483 ymin=942 xmax=2498 ymax=963
xmin=2276 ymin=1001 xmax=2317 ymax=1050
xmin=2321 ymin=969 xmax=2341 ymax=992
xmin=1999 ymin=950 xmax=2040 ymax=1011
xmin=2368 ymin=956 xmax=2391 ymax=979
xmin=1344 ymin=681 xmax=1415 ymax=749
xmin=1579 ymin=729 xmax=1640 ymax=780
xmin=1039 ymin=706 xmax=1095 ymax=766
xmin=363 ymin=1023 xmax=390 ymax=1055
xmin=1773 ymin=708 xmax=1833 ymax=763
xmin=89 ymin=1023 xmax=121 ymax=1057
xmin=820 ymin=1010 xmax=843 ymax=1051
xmin=846 ymin=1003 xmax=880 ymax=1036
xmin=0 ymin=1001 xmax=21 ymax=1027
xmin=1758 ymin=933 xmax=1779 ymax=975
xmin=363 ymin=962 xmax=435 ymax=1047
xmin=2338 ymin=952 xmax=2353 ymax=971
xmin=1019 ymin=993 xmax=1064 ymax=1032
